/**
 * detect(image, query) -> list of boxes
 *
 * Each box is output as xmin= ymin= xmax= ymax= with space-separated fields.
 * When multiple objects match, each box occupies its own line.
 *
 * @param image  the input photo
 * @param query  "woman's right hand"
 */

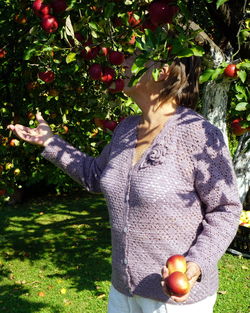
xmin=7 ymin=112 xmax=54 ymax=147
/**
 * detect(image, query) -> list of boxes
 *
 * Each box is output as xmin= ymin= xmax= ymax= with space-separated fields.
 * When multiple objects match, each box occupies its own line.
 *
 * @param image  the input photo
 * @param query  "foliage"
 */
xmin=0 ymin=0 xmax=249 ymax=202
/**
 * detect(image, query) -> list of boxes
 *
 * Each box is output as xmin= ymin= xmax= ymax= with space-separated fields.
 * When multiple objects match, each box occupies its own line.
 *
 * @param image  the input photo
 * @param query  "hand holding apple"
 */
xmin=7 ymin=112 xmax=54 ymax=147
xmin=161 ymin=257 xmax=201 ymax=302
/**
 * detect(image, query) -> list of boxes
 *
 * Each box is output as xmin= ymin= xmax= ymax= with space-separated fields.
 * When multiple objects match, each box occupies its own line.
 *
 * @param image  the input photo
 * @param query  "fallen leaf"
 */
xmin=241 ymin=265 xmax=249 ymax=270
xmin=97 ymin=294 xmax=106 ymax=298
xmin=218 ymin=290 xmax=227 ymax=295
xmin=60 ymin=288 xmax=67 ymax=294
xmin=63 ymin=299 xmax=72 ymax=305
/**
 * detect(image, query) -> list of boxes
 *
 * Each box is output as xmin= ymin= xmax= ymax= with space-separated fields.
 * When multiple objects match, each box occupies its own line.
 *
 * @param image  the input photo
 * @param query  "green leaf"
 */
xmin=129 ymin=68 xmax=148 ymax=87
xmin=199 ymin=69 xmax=215 ymax=84
xmin=238 ymin=70 xmax=247 ymax=83
xmin=131 ymin=55 xmax=147 ymax=75
xmin=23 ymin=48 xmax=37 ymax=60
xmin=235 ymin=102 xmax=248 ymax=111
xmin=211 ymin=67 xmax=224 ymax=80
xmin=66 ymin=52 xmax=76 ymax=64
xmin=190 ymin=46 xmax=204 ymax=57
xmin=152 ymin=68 xmax=160 ymax=81
xmin=216 ymin=0 xmax=229 ymax=9
xmin=88 ymin=22 xmax=99 ymax=32
xmin=247 ymin=114 xmax=250 ymax=122
xmin=104 ymin=2 xmax=116 ymax=18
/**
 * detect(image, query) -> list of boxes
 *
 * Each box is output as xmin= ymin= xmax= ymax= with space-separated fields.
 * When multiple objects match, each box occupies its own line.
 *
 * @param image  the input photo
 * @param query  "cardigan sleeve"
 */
xmin=41 ymin=135 xmax=112 ymax=193
xmin=186 ymin=126 xmax=242 ymax=280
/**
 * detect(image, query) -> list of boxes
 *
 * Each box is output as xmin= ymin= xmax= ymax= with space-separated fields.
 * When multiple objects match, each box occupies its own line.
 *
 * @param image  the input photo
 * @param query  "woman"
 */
xmin=8 ymin=55 xmax=242 ymax=313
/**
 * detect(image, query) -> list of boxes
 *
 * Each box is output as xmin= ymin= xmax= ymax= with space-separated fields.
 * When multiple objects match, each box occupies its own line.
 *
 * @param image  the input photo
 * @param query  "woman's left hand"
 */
xmin=161 ymin=261 xmax=201 ymax=302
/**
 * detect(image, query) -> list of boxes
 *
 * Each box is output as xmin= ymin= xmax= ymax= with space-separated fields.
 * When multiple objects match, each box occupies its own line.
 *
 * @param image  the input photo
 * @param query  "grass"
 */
xmin=0 ymin=191 xmax=249 ymax=313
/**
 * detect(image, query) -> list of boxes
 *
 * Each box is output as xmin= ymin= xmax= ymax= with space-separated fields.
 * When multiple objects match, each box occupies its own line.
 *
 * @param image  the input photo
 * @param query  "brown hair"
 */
xmin=159 ymin=56 xmax=201 ymax=109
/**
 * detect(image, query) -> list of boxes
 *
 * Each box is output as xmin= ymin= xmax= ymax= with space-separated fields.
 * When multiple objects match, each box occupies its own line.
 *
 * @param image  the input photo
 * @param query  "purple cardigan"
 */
xmin=41 ymin=106 xmax=242 ymax=305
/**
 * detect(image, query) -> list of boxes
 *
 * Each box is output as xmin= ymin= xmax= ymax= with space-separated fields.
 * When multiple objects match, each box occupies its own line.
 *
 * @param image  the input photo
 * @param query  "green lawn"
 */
xmin=0 ymin=191 xmax=249 ymax=313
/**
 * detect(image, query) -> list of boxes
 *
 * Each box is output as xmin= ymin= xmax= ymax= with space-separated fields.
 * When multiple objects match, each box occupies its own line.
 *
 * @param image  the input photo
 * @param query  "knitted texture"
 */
xmin=41 ymin=106 xmax=242 ymax=305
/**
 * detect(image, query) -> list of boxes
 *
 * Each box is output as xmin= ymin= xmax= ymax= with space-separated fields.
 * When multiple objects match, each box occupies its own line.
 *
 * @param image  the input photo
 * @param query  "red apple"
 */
xmin=108 ymin=78 xmax=125 ymax=93
xmin=38 ymin=70 xmax=55 ymax=83
xmin=127 ymin=11 xmax=141 ymax=28
xmin=0 ymin=48 xmax=7 ymax=58
xmin=224 ymin=64 xmax=237 ymax=78
xmin=48 ymin=88 xmax=59 ymax=96
xmin=165 ymin=272 xmax=190 ymax=296
xmin=32 ymin=0 xmax=51 ymax=17
xmin=89 ymin=63 xmax=103 ymax=80
xmin=14 ymin=14 xmax=28 ymax=24
xmin=166 ymin=255 xmax=187 ymax=274
xmin=100 ymin=47 xmax=109 ymax=56
xmin=231 ymin=119 xmax=248 ymax=136
xmin=32 ymin=0 xmax=43 ymax=13
xmin=74 ymin=32 xmax=84 ymax=42
xmin=9 ymin=139 xmax=20 ymax=147
xmin=81 ymin=43 xmax=100 ymax=60
xmin=51 ymin=0 xmax=67 ymax=14
xmin=102 ymin=120 xmax=118 ymax=132
xmin=101 ymin=67 xmax=116 ymax=84
xmin=94 ymin=117 xmax=105 ymax=128
xmin=0 ymin=189 xmax=6 ymax=196
xmin=41 ymin=15 xmax=58 ymax=33
xmin=108 ymin=51 xmax=125 ymax=65
xmin=149 ymin=0 xmax=179 ymax=26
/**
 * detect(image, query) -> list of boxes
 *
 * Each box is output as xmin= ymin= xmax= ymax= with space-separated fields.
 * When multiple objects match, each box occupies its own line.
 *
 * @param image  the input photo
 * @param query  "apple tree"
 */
xmin=0 ymin=0 xmax=249 ymax=205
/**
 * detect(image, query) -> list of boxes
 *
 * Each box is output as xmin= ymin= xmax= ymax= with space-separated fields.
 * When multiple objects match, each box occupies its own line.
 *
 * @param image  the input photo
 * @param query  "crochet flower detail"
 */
xmin=145 ymin=140 xmax=169 ymax=166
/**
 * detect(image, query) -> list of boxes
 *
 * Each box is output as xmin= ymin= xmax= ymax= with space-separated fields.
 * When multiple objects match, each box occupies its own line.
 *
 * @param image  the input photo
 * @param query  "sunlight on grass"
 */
xmin=0 ymin=191 xmax=249 ymax=313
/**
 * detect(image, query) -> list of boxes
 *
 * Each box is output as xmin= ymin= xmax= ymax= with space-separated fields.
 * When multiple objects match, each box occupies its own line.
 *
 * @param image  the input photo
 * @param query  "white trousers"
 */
xmin=107 ymin=285 xmax=217 ymax=313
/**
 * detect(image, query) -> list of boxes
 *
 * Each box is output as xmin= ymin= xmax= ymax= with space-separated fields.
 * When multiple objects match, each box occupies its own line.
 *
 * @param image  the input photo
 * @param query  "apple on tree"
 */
xmin=108 ymin=51 xmax=125 ymax=66
xmin=0 ymin=48 xmax=7 ymax=58
xmin=32 ymin=0 xmax=51 ymax=17
xmin=224 ymin=64 xmax=238 ymax=78
xmin=38 ymin=70 xmax=55 ymax=83
xmin=148 ymin=0 xmax=179 ymax=26
xmin=231 ymin=118 xmax=249 ymax=136
xmin=50 ymin=0 xmax=68 ymax=14
xmin=88 ymin=64 xmax=103 ymax=80
xmin=102 ymin=120 xmax=118 ymax=132
xmin=41 ymin=15 xmax=59 ymax=33
xmin=100 ymin=67 xmax=116 ymax=84
xmin=108 ymin=78 xmax=125 ymax=93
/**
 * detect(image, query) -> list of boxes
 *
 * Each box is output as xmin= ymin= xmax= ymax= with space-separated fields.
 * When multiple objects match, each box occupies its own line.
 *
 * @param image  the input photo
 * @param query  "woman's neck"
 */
xmin=137 ymin=97 xmax=179 ymax=128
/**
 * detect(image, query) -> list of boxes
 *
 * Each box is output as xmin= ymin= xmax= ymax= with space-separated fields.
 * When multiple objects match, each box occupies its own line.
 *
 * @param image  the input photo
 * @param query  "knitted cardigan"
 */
xmin=41 ymin=105 xmax=242 ymax=305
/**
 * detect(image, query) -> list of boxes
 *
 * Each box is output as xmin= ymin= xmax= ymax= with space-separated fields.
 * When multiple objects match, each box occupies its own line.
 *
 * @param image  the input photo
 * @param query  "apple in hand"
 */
xmin=166 ymin=254 xmax=187 ymax=274
xmin=165 ymin=271 xmax=190 ymax=297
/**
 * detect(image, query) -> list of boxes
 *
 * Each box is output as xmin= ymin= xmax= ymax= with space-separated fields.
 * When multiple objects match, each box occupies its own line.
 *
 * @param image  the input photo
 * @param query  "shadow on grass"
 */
xmin=0 ymin=284 xmax=63 ymax=313
xmin=0 ymin=190 xmax=111 ymax=311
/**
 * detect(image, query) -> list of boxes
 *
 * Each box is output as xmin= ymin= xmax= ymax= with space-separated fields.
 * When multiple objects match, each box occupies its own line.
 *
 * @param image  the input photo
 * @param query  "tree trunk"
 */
xmin=201 ymin=76 xmax=249 ymax=206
